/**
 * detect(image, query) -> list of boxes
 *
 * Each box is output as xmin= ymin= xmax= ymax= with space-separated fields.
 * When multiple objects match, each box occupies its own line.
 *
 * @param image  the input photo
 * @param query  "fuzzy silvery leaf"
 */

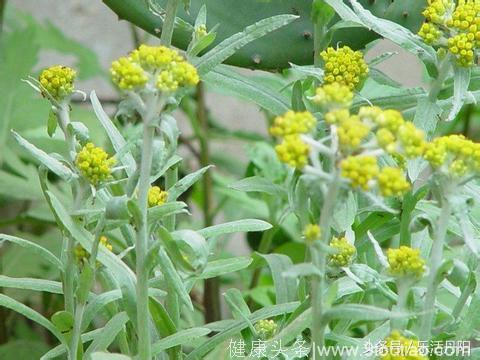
xmin=168 ymin=165 xmax=213 ymax=200
xmin=151 ymin=327 xmax=211 ymax=355
xmin=447 ymin=65 xmax=472 ymax=122
xmin=229 ymin=176 xmax=286 ymax=197
xmin=198 ymin=219 xmax=272 ymax=239
xmin=84 ymin=312 xmax=129 ymax=357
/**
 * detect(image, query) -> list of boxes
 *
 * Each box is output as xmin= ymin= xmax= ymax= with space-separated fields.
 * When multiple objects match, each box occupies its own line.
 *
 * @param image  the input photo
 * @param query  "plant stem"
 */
xmin=136 ymin=121 xmax=155 ymax=360
xmin=160 ymin=0 xmax=180 ymax=46
xmin=311 ymin=175 xmax=340 ymax=353
xmin=420 ymin=197 xmax=451 ymax=339
xmin=391 ymin=280 xmax=409 ymax=331
xmin=69 ymin=216 xmax=106 ymax=359
xmin=195 ymin=83 xmax=221 ymax=323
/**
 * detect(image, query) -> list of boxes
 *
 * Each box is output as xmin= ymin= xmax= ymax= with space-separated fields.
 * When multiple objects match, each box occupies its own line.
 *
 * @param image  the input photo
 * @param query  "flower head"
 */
xmin=148 ymin=186 xmax=168 ymax=207
xmin=254 ymin=319 xmax=277 ymax=340
xmin=110 ymin=44 xmax=199 ymax=92
xmin=329 ymin=237 xmax=356 ymax=266
xmin=337 ymin=115 xmax=370 ymax=151
xmin=340 ymin=155 xmax=379 ymax=190
xmin=269 ymin=111 xmax=316 ymax=137
xmin=377 ymin=167 xmax=411 ymax=197
xmin=39 ymin=65 xmax=76 ymax=100
xmin=312 ymin=83 xmax=353 ymax=109
xmin=303 ymin=224 xmax=321 ymax=243
xmin=448 ymin=32 xmax=476 ymax=66
xmin=75 ymin=143 xmax=116 ymax=186
xmin=387 ymin=246 xmax=425 ymax=278
xmin=275 ymin=135 xmax=310 ymax=169
xmin=380 ymin=330 xmax=427 ymax=360
xmin=110 ymin=57 xmax=148 ymax=90
xmin=321 ymin=46 xmax=369 ymax=89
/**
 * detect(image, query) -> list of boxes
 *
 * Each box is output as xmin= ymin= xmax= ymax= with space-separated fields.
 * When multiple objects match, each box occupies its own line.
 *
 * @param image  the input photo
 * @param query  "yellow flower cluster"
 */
xmin=377 ymin=167 xmax=411 ymax=197
xmin=254 ymin=319 xmax=277 ymax=340
xmin=419 ymin=0 xmax=479 ymax=66
xmin=39 ymin=65 xmax=76 ymax=100
xmin=269 ymin=111 xmax=317 ymax=137
xmin=321 ymin=46 xmax=369 ymax=89
xmin=381 ymin=331 xmax=427 ymax=360
xmin=387 ymin=246 xmax=425 ymax=278
xmin=340 ymin=155 xmax=379 ymax=190
xmin=329 ymin=237 xmax=356 ymax=266
xmin=337 ymin=115 xmax=370 ymax=151
xmin=75 ymin=143 xmax=116 ymax=186
xmin=271 ymin=110 xmax=317 ymax=169
xmin=303 ymin=224 xmax=321 ymax=243
xmin=110 ymin=44 xmax=199 ymax=91
xmin=75 ymin=236 xmax=113 ymax=264
xmin=312 ymin=83 xmax=354 ymax=109
xmin=275 ymin=135 xmax=310 ymax=169
xmin=424 ymin=134 xmax=480 ymax=177
xmin=110 ymin=58 xmax=148 ymax=90
xmin=148 ymin=186 xmax=168 ymax=207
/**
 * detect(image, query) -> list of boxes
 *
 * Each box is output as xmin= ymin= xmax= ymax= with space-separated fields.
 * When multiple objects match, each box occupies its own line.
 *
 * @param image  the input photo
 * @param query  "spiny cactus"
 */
xmin=103 ymin=0 xmax=426 ymax=70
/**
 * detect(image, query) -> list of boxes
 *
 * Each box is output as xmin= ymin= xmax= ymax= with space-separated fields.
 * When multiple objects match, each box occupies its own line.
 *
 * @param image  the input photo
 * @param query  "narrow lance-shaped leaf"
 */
xmin=447 ymin=65 xmax=472 ymax=122
xmin=151 ymin=327 xmax=211 ymax=355
xmin=196 ymin=14 xmax=299 ymax=75
xmin=257 ymin=253 xmax=297 ymax=304
xmin=168 ymin=165 xmax=212 ymax=200
xmin=202 ymin=65 xmax=290 ymax=116
xmin=90 ymin=90 xmax=136 ymax=176
xmin=0 ymin=275 xmax=63 ymax=294
xmin=11 ymin=130 xmax=75 ymax=182
xmin=198 ymin=219 xmax=272 ymax=238
xmin=84 ymin=312 xmax=129 ymax=357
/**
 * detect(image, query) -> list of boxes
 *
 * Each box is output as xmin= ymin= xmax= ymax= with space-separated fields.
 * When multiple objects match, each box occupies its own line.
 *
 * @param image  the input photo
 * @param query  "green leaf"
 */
xmin=76 ymin=264 xmax=94 ymax=304
xmin=157 ymin=247 xmax=194 ymax=311
xmin=198 ymin=219 xmax=272 ymax=238
xmin=186 ymin=302 xmax=299 ymax=359
xmin=11 ymin=130 xmax=75 ymax=181
xmin=0 ymin=275 xmax=63 ymax=294
xmin=271 ymin=307 xmax=312 ymax=346
xmin=40 ymin=328 xmax=103 ymax=359
xmin=90 ymin=91 xmax=136 ymax=176
xmin=202 ymin=65 xmax=290 ymax=115
xmin=148 ymin=201 xmax=188 ymax=223
xmin=447 ymin=65 xmax=471 ymax=122
xmin=291 ymin=80 xmax=306 ymax=111
xmin=90 ymin=353 xmax=131 ymax=360
xmin=196 ymin=14 xmax=299 ymax=75
xmin=322 ymin=304 xmax=405 ymax=324
xmin=171 ymin=229 xmax=209 ymax=273
xmin=283 ymin=263 xmax=322 ymax=279
xmin=149 ymin=296 xmax=176 ymax=338
xmin=0 ymin=340 xmax=49 ymax=360
xmin=152 ymin=327 xmax=211 ymax=355
xmin=197 ymin=257 xmax=252 ymax=279
xmin=0 ymin=234 xmax=63 ymax=271
xmin=229 ymin=176 xmax=286 ymax=196
xmin=51 ymin=310 xmax=74 ymax=337
xmin=84 ymin=312 xmax=129 ymax=357
xmin=157 ymin=226 xmax=196 ymax=273
xmin=257 ymin=253 xmax=297 ymax=304
xmin=168 ymin=165 xmax=212 ymax=200
xmin=47 ymin=109 xmax=57 ymax=137
xmin=0 ymin=293 xmax=62 ymax=341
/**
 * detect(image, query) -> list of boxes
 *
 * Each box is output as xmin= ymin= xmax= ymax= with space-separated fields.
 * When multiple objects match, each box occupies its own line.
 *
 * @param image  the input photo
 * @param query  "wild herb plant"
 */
xmin=1 ymin=0 xmax=480 ymax=359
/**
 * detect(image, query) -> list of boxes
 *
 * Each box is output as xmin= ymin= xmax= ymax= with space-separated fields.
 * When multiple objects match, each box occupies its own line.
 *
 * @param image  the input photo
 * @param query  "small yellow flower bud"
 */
xmin=329 ymin=237 xmax=356 ymax=267
xmin=110 ymin=57 xmax=148 ymax=90
xmin=148 ymin=186 xmax=168 ymax=207
xmin=275 ymin=135 xmax=310 ymax=169
xmin=340 ymin=155 xmax=379 ymax=190
xmin=303 ymin=224 xmax=321 ymax=243
xmin=254 ymin=319 xmax=277 ymax=340
xmin=320 ymin=46 xmax=369 ymax=90
xmin=312 ymin=83 xmax=353 ymax=109
xmin=39 ymin=65 xmax=76 ymax=100
xmin=377 ymin=167 xmax=411 ymax=197
xmin=337 ymin=115 xmax=369 ymax=150
xmin=75 ymin=143 xmax=116 ymax=186
xmin=269 ymin=111 xmax=316 ymax=137
xmin=387 ymin=246 xmax=425 ymax=278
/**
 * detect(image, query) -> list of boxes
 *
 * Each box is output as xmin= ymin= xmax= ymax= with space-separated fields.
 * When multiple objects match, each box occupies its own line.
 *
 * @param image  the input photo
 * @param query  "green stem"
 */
xmin=420 ymin=197 xmax=451 ymax=339
xmin=311 ymin=175 xmax=340 ymax=353
xmin=452 ymin=276 xmax=475 ymax=319
xmin=313 ymin=21 xmax=325 ymax=68
xmin=160 ymin=0 xmax=180 ymax=46
xmin=391 ymin=280 xmax=410 ymax=331
xmin=136 ymin=123 xmax=155 ymax=360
